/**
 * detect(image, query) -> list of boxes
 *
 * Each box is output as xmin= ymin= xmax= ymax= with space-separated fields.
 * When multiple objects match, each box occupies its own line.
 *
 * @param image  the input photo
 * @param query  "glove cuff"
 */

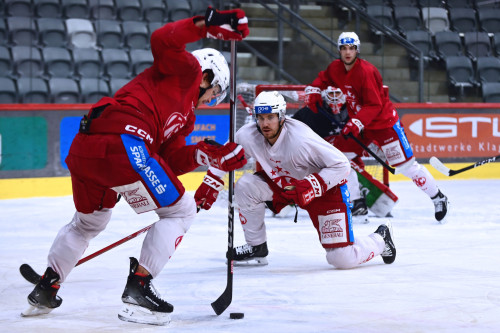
xmin=304 ymin=173 xmax=327 ymax=197
xmin=203 ymin=170 xmax=224 ymax=191
xmin=305 ymin=86 xmax=321 ymax=95
xmin=351 ymin=118 xmax=364 ymax=132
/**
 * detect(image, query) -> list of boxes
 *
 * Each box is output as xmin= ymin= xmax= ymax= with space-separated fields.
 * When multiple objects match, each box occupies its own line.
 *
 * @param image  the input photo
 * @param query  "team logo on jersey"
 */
xmin=361 ymin=252 xmax=375 ymax=264
xmin=239 ymin=212 xmax=247 ymax=225
xmin=122 ymin=187 xmax=151 ymax=210
xmin=169 ymin=236 xmax=184 ymax=259
xmin=382 ymin=141 xmax=406 ymax=165
xmin=321 ymin=219 xmax=343 ymax=239
xmin=163 ymin=112 xmax=188 ymax=140
xmin=412 ymin=176 xmax=427 ymax=188
xmin=175 ymin=236 xmax=183 ymax=249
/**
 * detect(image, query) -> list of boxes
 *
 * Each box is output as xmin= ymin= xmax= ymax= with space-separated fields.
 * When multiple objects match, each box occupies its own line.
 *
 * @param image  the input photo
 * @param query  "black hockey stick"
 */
xmin=316 ymin=106 xmax=397 ymax=175
xmin=211 ymin=40 xmax=237 ymax=316
xmin=19 ymin=263 xmax=42 ymax=285
xmin=20 ymin=223 xmax=153 ymax=285
xmin=429 ymin=155 xmax=500 ymax=176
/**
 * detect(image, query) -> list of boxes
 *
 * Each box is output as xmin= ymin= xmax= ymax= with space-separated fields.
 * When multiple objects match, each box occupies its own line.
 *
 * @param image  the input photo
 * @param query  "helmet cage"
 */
xmin=322 ymin=86 xmax=345 ymax=114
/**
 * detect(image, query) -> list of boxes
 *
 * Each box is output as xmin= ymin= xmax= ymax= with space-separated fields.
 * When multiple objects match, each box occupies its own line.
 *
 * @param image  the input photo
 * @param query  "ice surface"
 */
xmin=1 ymin=179 xmax=499 ymax=332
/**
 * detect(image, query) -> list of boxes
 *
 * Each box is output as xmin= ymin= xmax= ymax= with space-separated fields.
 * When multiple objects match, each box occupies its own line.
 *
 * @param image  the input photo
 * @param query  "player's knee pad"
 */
xmin=395 ymin=157 xmax=416 ymax=176
xmin=325 ymin=247 xmax=359 ymax=269
xmin=156 ymin=193 xmax=196 ymax=232
xmin=235 ymin=173 xmax=269 ymax=210
xmin=73 ymin=209 xmax=112 ymax=240
xmin=344 ymin=152 xmax=357 ymax=160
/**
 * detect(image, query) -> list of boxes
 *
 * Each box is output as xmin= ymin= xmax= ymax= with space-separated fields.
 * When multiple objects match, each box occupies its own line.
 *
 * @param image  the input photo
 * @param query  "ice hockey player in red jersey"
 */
xmin=304 ymin=32 xmax=449 ymax=224
xmin=22 ymin=7 xmax=249 ymax=326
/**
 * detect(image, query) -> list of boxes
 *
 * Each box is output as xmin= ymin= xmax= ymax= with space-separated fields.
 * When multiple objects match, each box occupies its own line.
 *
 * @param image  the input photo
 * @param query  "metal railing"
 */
xmin=233 ymin=0 xmax=426 ymax=102
xmin=239 ymin=0 xmax=339 ymax=83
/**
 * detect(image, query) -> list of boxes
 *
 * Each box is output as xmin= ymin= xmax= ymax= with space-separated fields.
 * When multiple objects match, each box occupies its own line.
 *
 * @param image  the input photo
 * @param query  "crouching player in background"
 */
xmin=293 ymin=86 xmax=399 ymax=222
xmin=195 ymin=91 xmax=396 ymax=268
xmin=304 ymin=32 xmax=449 ymax=223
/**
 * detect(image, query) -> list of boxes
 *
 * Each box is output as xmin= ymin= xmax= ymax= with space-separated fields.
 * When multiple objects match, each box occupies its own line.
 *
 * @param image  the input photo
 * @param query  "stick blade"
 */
xmin=21 ymin=305 xmax=54 ymax=317
xmin=20 ymin=264 xmax=41 ymax=285
xmin=211 ymin=287 xmax=232 ymax=315
xmin=429 ymin=156 xmax=451 ymax=176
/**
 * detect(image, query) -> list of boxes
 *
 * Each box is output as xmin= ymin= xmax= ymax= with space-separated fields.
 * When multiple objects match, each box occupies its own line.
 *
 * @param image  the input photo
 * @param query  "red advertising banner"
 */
xmin=401 ymin=113 xmax=500 ymax=158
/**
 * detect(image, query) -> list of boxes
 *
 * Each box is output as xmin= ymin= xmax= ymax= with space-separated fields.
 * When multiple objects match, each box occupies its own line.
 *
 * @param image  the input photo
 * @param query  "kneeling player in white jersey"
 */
xmin=195 ymin=91 xmax=396 ymax=268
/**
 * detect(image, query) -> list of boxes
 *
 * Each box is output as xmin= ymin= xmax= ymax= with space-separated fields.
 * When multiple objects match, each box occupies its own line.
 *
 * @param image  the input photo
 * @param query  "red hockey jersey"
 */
xmin=311 ymin=58 xmax=399 ymax=130
xmin=88 ymin=17 xmax=209 ymax=175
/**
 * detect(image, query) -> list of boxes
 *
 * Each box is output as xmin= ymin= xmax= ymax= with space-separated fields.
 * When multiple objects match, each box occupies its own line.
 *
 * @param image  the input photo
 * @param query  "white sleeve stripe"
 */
xmin=221 ymin=145 xmax=243 ymax=164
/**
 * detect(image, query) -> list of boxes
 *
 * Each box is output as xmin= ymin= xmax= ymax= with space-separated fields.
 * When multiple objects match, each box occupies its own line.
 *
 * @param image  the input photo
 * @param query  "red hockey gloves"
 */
xmin=195 ymin=170 xmax=224 ymax=211
xmin=195 ymin=139 xmax=247 ymax=172
xmin=304 ymin=86 xmax=322 ymax=113
xmin=205 ymin=6 xmax=249 ymax=41
xmin=282 ymin=173 xmax=327 ymax=208
xmin=342 ymin=118 xmax=364 ymax=137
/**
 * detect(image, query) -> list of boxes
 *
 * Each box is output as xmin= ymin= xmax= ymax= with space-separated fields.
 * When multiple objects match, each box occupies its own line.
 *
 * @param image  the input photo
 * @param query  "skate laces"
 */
xmin=382 ymin=243 xmax=393 ymax=257
xmin=147 ymin=280 xmax=167 ymax=304
xmin=432 ymin=193 xmax=447 ymax=212
xmin=235 ymin=244 xmax=253 ymax=255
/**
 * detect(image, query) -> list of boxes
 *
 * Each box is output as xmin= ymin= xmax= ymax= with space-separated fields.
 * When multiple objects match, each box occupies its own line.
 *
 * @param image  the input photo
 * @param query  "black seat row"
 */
xmin=361 ymin=0 xmax=497 ymax=10
xmin=0 ymin=0 xmax=210 ymax=22
xmin=0 ymin=76 xmax=130 ymax=103
xmin=445 ymin=55 xmax=500 ymax=101
xmin=0 ymin=17 xmax=163 ymax=49
xmin=0 ymin=45 xmax=153 ymax=79
xmin=366 ymin=4 xmax=500 ymax=36
xmin=406 ymin=30 xmax=500 ymax=64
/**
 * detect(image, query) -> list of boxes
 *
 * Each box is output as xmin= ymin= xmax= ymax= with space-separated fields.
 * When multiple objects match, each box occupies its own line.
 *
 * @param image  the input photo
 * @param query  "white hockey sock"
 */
xmin=347 ymin=167 xmax=362 ymax=200
xmin=325 ymin=234 xmax=385 ymax=269
xmin=401 ymin=161 xmax=439 ymax=197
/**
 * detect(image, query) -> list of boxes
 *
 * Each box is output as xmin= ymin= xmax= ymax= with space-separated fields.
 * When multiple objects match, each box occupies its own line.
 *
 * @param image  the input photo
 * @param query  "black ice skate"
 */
xmin=229 ymin=242 xmax=269 ymax=266
xmin=432 ymin=190 xmax=449 ymax=223
xmin=351 ymin=198 xmax=370 ymax=224
xmin=22 ymin=267 xmax=62 ymax=317
xmin=352 ymin=198 xmax=368 ymax=216
xmin=374 ymin=223 xmax=396 ymax=264
xmin=118 ymin=257 xmax=173 ymax=326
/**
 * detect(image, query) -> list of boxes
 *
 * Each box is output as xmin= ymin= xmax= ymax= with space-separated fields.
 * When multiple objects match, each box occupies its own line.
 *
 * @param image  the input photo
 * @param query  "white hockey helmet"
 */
xmin=322 ymin=86 xmax=345 ymax=114
xmin=253 ymin=91 xmax=287 ymax=121
xmin=192 ymin=48 xmax=230 ymax=106
xmin=337 ymin=32 xmax=360 ymax=53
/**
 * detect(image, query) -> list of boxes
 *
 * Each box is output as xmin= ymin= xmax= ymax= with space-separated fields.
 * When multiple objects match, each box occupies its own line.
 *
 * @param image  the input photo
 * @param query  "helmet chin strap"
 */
xmin=199 ymin=86 xmax=208 ymax=100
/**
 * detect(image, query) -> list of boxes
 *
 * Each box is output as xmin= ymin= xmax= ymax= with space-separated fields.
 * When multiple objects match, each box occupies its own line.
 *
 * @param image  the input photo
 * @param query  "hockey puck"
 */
xmin=229 ymin=312 xmax=244 ymax=319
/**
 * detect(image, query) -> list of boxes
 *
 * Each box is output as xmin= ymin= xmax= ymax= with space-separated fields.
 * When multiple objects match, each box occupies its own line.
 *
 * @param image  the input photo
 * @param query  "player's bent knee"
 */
xmin=395 ymin=157 xmax=416 ymax=175
xmin=325 ymin=247 xmax=359 ymax=269
xmin=234 ymin=174 xmax=266 ymax=208
xmin=156 ymin=193 xmax=196 ymax=231
xmin=74 ymin=209 xmax=112 ymax=240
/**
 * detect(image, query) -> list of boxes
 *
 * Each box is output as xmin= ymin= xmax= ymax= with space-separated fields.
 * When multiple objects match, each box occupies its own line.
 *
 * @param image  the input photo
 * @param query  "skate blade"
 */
xmin=437 ymin=216 xmax=448 ymax=224
xmin=118 ymin=303 xmax=171 ymax=326
xmin=21 ymin=305 xmax=54 ymax=317
xmin=231 ymin=257 xmax=268 ymax=266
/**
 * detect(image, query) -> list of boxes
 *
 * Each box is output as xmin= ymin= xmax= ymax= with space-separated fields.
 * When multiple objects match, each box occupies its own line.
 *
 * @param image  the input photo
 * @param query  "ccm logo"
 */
xmin=409 ymin=116 xmax=500 ymax=138
xmin=125 ymin=125 xmax=154 ymax=144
